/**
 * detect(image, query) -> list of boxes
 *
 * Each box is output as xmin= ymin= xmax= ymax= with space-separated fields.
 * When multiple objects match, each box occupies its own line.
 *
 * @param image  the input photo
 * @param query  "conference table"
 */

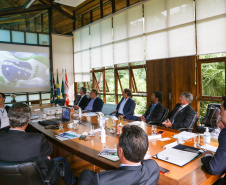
xmin=28 ymin=104 xmax=220 ymax=185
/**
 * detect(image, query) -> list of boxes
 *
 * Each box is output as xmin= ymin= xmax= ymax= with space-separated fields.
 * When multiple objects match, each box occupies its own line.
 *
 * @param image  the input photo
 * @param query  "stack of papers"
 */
xmin=163 ymin=141 xmax=178 ymax=149
xmin=153 ymin=148 xmax=198 ymax=167
xmin=98 ymin=148 xmax=119 ymax=162
xmin=127 ymin=121 xmax=142 ymax=126
xmin=55 ymin=131 xmax=81 ymax=141
xmin=200 ymin=144 xmax=218 ymax=153
xmin=173 ymin=131 xmax=196 ymax=140
xmin=73 ymin=112 xmax=97 ymax=117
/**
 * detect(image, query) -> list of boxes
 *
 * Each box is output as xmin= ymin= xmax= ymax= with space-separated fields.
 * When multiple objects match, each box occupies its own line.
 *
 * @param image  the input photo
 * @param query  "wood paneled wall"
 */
xmin=146 ymin=56 xmax=198 ymax=113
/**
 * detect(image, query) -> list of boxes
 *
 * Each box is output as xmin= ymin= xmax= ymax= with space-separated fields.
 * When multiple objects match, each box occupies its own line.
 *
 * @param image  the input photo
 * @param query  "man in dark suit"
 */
xmin=162 ymin=92 xmax=196 ymax=130
xmin=85 ymin=89 xmax=104 ymax=112
xmin=140 ymin=91 xmax=165 ymax=123
xmin=112 ymin=89 xmax=136 ymax=120
xmin=78 ymin=125 xmax=160 ymax=185
xmin=74 ymin=87 xmax=89 ymax=110
xmin=201 ymin=96 xmax=226 ymax=185
xmin=0 ymin=92 xmax=10 ymax=129
xmin=0 ymin=103 xmax=76 ymax=185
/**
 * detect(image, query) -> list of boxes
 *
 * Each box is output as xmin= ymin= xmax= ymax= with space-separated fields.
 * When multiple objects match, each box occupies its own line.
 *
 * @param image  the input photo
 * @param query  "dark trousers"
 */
xmin=78 ymin=169 xmax=96 ymax=185
xmin=53 ymin=157 xmax=76 ymax=185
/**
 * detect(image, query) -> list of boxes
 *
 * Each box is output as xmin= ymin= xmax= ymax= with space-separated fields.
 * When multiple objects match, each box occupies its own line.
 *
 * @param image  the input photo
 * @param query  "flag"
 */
xmin=51 ymin=72 xmax=57 ymax=103
xmin=56 ymin=69 xmax=60 ymax=99
xmin=65 ymin=69 xmax=69 ymax=106
xmin=61 ymin=69 xmax=65 ymax=99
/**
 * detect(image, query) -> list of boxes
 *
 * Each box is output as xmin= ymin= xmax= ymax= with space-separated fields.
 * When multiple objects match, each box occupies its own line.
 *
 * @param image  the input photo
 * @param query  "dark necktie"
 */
xmin=170 ymin=106 xmax=183 ymax=124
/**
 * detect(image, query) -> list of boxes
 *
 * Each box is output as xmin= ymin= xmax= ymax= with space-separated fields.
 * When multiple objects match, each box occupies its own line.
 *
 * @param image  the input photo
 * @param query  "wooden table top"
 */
xmin=28 ymin=104 xmax=220 ymax=185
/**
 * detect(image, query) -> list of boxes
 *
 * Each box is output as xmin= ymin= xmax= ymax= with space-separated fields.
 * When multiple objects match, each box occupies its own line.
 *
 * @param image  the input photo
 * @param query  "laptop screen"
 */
xmin=62 ymin=107 xmax=71 ymax=121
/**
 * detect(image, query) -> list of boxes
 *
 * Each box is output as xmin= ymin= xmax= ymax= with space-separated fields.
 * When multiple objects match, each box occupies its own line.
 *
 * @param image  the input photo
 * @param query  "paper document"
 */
xmin=154 ymin=148 xmax=198 ymax=167
xmin=127 ymin=121 xmax=142 ymax=126
xmin=98 ymin=148 xmax=119 ymax=162
xmin=55 ymin=131 xmax=80 ymax=141
xmin=200 ymin=144 xmax=218 ymax=153
xmin=173 ymin=131 xmax=196 ymax=140
xmin=163 ymin=141 xmax=178 ymax=149
xmin=158 ymin=137 xmax=171 ymax=141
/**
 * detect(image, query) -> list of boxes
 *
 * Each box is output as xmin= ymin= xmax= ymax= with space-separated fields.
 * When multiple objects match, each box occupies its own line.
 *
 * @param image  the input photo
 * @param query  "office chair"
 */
xmin=0 ymin=160 xmax=64 ymax=185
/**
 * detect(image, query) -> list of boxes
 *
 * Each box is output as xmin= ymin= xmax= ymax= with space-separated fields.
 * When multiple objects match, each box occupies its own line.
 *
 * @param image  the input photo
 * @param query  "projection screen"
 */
xmin=0 ymin=43 xmax=50 ymax=93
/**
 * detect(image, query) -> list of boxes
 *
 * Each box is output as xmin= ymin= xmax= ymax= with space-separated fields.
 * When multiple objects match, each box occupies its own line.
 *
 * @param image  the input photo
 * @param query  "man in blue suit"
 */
xmin=112 ymin=89 xmax=136 ymax=120
xmin=201 ymin=96 xmax=226 ymax=185
xmin=85 ymin=89 xmax=104 ymax=112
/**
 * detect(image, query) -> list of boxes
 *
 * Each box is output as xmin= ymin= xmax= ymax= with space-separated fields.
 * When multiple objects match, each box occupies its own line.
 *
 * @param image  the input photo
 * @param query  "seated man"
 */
xmin=112 ymin=88 xmax=135 ymax=120
xmin=85 ymin=89 xmax=104 ymax=112
xmin=0 ymin=103 xmax=77 ymax=185
xmin=0 ymin=92 xmax=10 ymax=129
xmin=78 ymin=125 xmax=160 ymax=185
xmin=201 ymin=96 xmax=226 ymax=185
xmin=140 ymin=91 xmax=165 ymax=123
xmin=162 ymin=92 xmax=196 ymax=130
xmin=74 ymin=87 xmax=89 ymax=110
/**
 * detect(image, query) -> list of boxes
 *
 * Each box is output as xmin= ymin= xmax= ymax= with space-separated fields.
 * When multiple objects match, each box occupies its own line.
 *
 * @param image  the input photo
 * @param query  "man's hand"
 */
xmin=119 ymin=115 xmax=123 ymax=119
xmin=162 ymin=119 xmax=172 ymax=128
xmin=217 ymin=120 xmax=224 ymax=130
xmin=74 ymin=105 xmax=79 ymax=110
xmin=140 ymin=116 xmax=146 ymax=122
xmin=202 ymin=150 xmax=213 ymax=157
xmin=47 ymin=156 xmax=51 ymax=160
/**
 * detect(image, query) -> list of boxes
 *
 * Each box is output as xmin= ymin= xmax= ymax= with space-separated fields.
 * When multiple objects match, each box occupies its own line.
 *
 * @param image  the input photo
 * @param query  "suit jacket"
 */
xmin=116 ymin=97 xmax=136 ymax=120
xmin=87 ymin=97 xmax=104 ymax=112
xmin=75 ymin=95 xmax=89 ymax=110
xmin=81 ymin=159 xmax=159 ymax=185
xmin=201 ymin=128 xmax=226 ymax=184
xmin=0 ymin=130 xmax=53 ymax=177
xmin=143 ymin=102 xmax=165 ymax=122
xmin=168 ymin=103 xmax=196 ymax=130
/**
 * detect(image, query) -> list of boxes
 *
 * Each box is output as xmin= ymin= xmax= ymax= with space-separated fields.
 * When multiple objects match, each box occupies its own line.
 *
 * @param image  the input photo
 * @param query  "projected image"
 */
xmin=0 ymin=51 xmax=50 ymax=91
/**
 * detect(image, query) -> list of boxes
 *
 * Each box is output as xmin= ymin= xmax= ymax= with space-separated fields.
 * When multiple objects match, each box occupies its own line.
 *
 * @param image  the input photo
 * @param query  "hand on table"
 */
xmin=74 ymin=105 xmax=79 ymax=110
xmin=162 ymin=119 xmax=172 ymax=128
xmin=140 ymin=116 xmax=146 ymax=122
xmin=202 ymin=150 xmax=213 ymax=157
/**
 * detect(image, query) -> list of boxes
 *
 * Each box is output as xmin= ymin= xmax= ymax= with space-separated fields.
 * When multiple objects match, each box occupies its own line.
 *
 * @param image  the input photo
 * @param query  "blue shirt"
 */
xmin=146 ymin=102 xmax=158 ymax=119
xmin=85 ymin=97 xmax=97 ymax=111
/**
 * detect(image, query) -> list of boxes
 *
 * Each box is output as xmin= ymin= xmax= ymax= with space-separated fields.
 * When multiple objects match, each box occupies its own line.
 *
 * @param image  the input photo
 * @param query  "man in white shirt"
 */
xmin=112 ymin=89 xmax=136 ymax=120
xmin=0 ymin=92 xmax=10 ymax=129
xmin=74 ymin=87 xmax=89 ymax=110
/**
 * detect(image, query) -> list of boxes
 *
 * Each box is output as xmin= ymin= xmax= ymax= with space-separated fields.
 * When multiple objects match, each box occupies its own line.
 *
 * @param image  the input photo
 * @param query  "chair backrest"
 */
xmin=55 ymin=99 xmax=65 ymax=106
xmin=102 ymin=103 xmax=117 ymax=115
xmin=0 ymin=161 xmax=45 ymax=185
xmin=202 ymin=105 xmax=221 ymax=127
xmin=188 ymin=112 xmax=198 ymax=129
xmin=160 ymin=108 xmax=169 ymax=122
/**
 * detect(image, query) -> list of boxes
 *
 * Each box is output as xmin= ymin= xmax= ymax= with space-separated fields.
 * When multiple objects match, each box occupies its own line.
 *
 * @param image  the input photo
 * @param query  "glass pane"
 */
xmin=0 ymin=30 xmax=10 ymax=42
xmin=39 ymin=34 xmax=49 ymax=45
xmin=29 ymin=94 xmax=40 ymax=101
xmin=16 ymin=95 xmax=27 ymax=102
xmin=105 ymin=69 xmax=115 ymax=93
xmin=42 ymin=93 xmax=50 ymax=99
xmin=199 ymin=52 xmax=226 ymax=59
xmin=42 ymin=100 xmax=50 ymax=104
xmin=12 ymin=31 xmax=25 ymax=43
xmin=132 ymin=61 xmax=146 ymax=65
xmin=78 ymin=83 xmax=84 ymax=91
xmin=202 ymin=62 xmax=225 ymax=96
xmin=133 ymin=96 xmax=147 ymax=115
xmin=106 ymin=95 xmax=116 ymax=104
xmin=133 ymin=68 xmax=146 ymax=92
xmin=5 ymin=96 xmax=13 ymax=103
xmin=26 ymin=32 xmax=38 ymax=45
xmin=118 ymin=69 xmax=129 ymax=91
xmin=94 ymin=72 xmax=103 ymax=91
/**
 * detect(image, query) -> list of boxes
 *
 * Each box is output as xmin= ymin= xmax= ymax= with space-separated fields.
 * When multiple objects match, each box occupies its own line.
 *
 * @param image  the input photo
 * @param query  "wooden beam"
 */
xmin=100 ymin=0 xmax=103 ymax=18
xmin=0 ymin=4 xmax=51 ymax=16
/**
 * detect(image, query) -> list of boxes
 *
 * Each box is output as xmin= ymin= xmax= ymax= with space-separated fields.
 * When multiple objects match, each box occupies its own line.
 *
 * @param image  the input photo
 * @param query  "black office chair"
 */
xmin=196 ymin=104 xmax=221 ymax=133
xmin=178 ymin=112 xmax=198 ymax=132
xmin=0 ymin=160 xmax=64 ymax=185
xmin=55 ymin=99 xmax=65 ymax=106
xmin=147 ymin=108 xmax=169 ymax=125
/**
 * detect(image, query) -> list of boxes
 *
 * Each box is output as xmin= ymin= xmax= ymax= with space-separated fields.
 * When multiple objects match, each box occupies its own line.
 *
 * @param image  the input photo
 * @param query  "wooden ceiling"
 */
xmin=0 ymin=0 xmax=143 ymax=35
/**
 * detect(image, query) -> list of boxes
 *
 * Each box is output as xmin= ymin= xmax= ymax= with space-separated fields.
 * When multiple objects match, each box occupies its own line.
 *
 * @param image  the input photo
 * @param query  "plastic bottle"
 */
xmin=117 ymin=122 xmax=123 ymax=135
xmin=101 ymin=126 xmax=106 ymax=143
xmin=79 ymin=107 xmax=82 ymax=118
xmin=204 ymin=127 xmax=211 ymax=144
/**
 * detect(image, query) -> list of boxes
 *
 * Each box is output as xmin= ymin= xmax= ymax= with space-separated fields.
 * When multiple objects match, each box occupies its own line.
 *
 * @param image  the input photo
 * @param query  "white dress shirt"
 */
xmin=118 ymin=97 xmax=129 ymax=115
xmin=0 ymin=105 xmax=10 ymax=128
